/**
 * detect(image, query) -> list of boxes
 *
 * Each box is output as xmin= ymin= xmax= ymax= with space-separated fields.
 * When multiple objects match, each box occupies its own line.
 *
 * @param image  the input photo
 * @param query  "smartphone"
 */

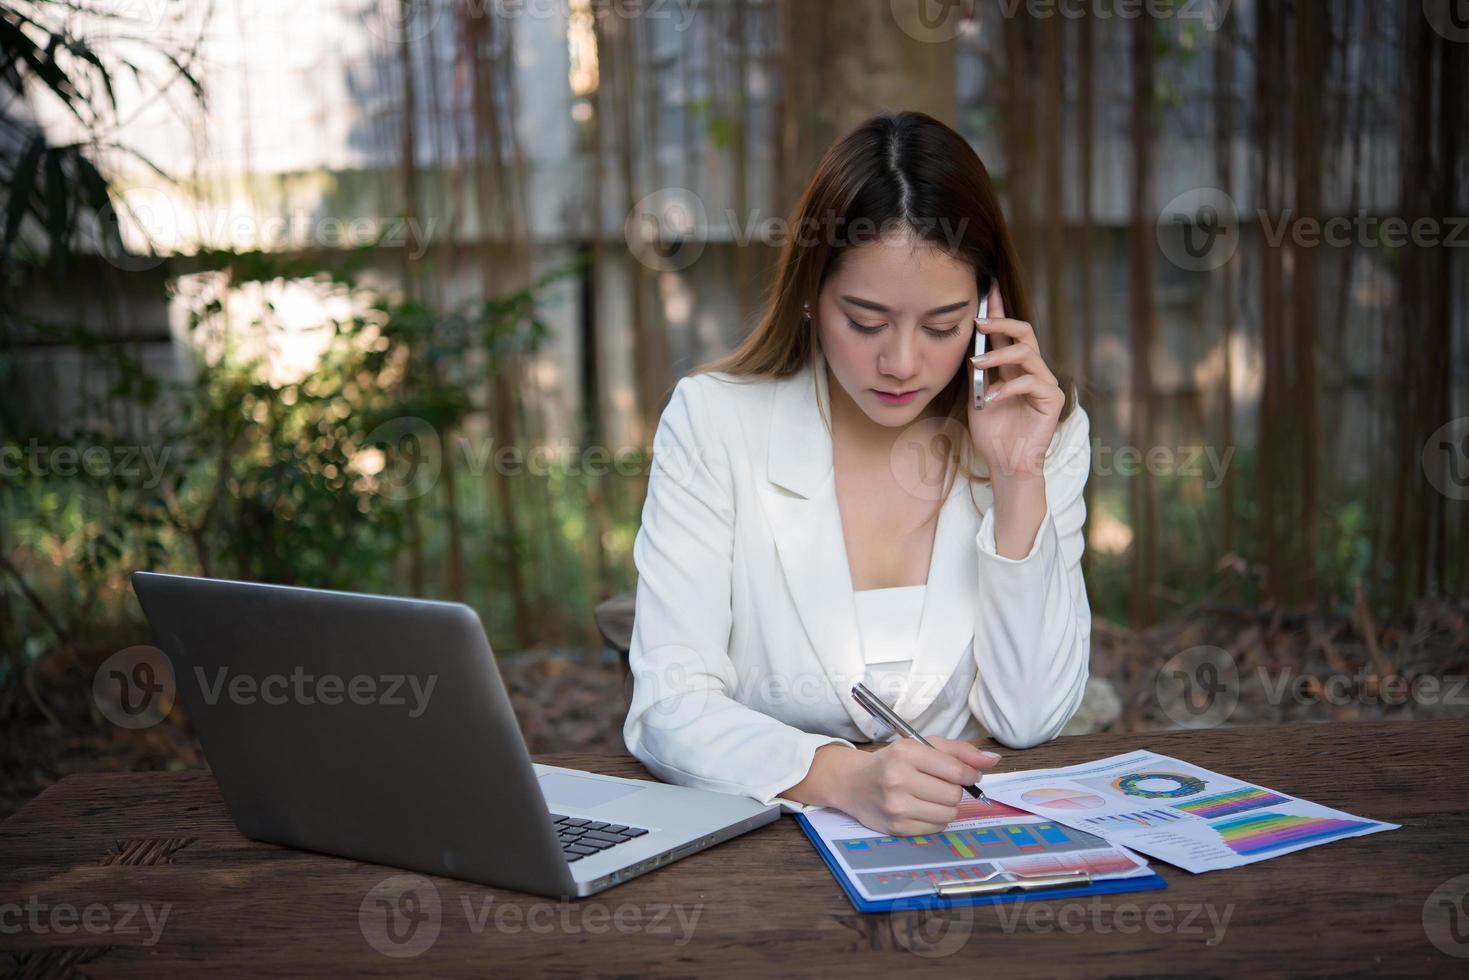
xmin=973 ymin=273 xmax=992 ymax=410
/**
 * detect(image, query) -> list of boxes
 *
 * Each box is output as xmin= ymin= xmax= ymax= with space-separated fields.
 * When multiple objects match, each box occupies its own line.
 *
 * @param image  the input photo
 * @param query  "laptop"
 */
xmin=130 ymin=571 xmax=779 ymax=898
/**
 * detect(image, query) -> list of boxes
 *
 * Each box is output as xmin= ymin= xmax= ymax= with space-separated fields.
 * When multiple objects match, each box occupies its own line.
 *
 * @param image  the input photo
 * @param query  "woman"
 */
xmin=622 ymin=110 xmax=1092 ymax=838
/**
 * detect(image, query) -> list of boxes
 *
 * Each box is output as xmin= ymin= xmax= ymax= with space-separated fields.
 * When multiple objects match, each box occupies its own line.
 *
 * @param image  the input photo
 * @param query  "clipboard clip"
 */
xmin=934 ymin=869 xmax=1092 ymax=898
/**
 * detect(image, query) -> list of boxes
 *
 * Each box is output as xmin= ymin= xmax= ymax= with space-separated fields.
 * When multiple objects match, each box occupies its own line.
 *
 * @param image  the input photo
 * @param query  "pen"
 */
xmin=850 ymin=682 xmax=989 ymax=803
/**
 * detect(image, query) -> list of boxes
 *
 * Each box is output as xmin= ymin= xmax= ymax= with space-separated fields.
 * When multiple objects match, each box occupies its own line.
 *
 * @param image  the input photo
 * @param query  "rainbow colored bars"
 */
xmin=891 ymin=833 xmax=981 ymax=859
xmin=1174 ymin=787 xmax=1289 ymax=820
xmin=1212 ymin=812 xmax=1376 ymax=855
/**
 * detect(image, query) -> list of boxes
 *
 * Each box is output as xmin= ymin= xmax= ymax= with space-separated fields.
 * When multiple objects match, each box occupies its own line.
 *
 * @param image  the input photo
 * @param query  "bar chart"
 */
xmin=1083 ymin=809 xmax=1190 ymax=830
xmin=1174 ymin=787 xmax=1289 ymax=819
xmin=1213 ymin=812 xmax=1378 ymax=856
xmin=836 ymin=821 xmax=1110 ymax=872
xmin=857 ymin=862 xmax=1002 ymax=898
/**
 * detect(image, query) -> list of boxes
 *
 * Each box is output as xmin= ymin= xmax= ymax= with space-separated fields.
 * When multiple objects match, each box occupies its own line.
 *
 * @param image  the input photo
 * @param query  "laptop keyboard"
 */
xmin=550 ymin=813 xmax=650 ymax=862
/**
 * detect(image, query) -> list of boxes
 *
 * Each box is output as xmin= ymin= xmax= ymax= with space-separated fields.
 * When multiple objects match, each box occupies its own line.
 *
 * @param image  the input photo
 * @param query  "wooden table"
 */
xmin=2 ymin=720 xmax=1465 ymax=977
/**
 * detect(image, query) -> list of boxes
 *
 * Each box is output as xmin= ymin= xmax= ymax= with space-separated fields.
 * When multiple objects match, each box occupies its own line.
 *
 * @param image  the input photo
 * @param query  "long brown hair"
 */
xmin=692 ymin=109 xmax=1077 ymax=503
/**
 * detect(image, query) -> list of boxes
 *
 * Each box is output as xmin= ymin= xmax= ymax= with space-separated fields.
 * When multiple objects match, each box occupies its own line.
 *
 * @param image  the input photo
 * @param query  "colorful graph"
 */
xmin=858 ymin=862 xmax=999 ymax=898
xmin=1003 ymin=851 xmax=1143 ymax=878
xmin=1084 ymin=809 xmax=1188 ymax=829
xmin=1111 ymin=772 xmax=1207 ymax=799
xmin=835 ymin=822 xmax=1109 ymax=871
xmin=1021 ymin=787 xmax=1107 ymax=810
xmin=1174 ymin=787 xmax=1289 ymax=820
xmin=955 ymin=797 xmax=1031 ymax=821
xmin=1212 ymin=812 xmax=1377 ymax=856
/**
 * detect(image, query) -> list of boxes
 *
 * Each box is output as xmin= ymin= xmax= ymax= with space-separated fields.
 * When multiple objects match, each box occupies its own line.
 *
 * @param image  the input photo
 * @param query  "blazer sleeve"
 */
xmin=622 ymin=377 xmax=856 ymax=813
xmin=966 ymin=402 xmax=1093 ymax=749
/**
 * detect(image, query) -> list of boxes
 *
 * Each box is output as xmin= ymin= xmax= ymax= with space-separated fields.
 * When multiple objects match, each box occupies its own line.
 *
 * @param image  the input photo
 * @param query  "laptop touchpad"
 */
xmin=538 ymin=772 xmax=647 ymax=809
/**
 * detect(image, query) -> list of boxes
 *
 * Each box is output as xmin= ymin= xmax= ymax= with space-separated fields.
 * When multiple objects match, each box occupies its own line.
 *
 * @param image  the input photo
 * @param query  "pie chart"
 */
xmin=1020 ymin=787 xmax=1107 ymax=810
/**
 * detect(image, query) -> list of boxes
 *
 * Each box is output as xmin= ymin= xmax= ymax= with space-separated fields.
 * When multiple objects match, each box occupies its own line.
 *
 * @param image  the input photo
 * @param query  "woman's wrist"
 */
xmin=778 ymin=743 xmax=867 ymax=809
xmin=989 ymin=473 xmax=1046 ymax=559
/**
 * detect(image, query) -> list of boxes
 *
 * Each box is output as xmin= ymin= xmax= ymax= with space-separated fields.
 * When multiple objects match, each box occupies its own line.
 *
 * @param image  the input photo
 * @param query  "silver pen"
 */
xmin=850 ymin=682 xmax=989 ymax=803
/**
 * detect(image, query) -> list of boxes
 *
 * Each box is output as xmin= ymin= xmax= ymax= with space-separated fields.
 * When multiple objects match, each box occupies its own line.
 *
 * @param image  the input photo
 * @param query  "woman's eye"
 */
xmin=846 ymin=318 xmax=962 ymax=338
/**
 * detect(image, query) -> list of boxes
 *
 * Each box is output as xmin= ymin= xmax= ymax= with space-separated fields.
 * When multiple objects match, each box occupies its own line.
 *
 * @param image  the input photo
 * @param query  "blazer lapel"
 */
xmin=759 ymin=350 xmax=989 ymax=733
xmin=897 ymin=476 xmax=984 ymax=721
xmin=759 ymin=352 xmax=875 ymax=735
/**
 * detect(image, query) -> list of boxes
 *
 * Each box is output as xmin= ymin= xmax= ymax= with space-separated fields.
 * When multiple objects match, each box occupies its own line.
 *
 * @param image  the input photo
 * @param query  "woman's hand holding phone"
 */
xmin=966 ymin=278 xmax=1065 ymax=482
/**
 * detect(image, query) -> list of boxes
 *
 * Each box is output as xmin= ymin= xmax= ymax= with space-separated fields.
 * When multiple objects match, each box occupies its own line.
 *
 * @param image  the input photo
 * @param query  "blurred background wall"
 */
xmin=2 ymin=0 xmax=1465 ymax=815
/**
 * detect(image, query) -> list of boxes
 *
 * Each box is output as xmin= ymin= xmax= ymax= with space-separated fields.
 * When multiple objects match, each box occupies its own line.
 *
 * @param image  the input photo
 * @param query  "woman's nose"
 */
xmin=880 ymin=330 xmax=919 ymax=379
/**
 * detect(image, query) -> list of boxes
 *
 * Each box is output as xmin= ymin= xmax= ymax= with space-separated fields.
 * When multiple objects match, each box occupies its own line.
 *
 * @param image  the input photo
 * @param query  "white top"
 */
xmin=853 ymin=584 xmax=926 ymax=707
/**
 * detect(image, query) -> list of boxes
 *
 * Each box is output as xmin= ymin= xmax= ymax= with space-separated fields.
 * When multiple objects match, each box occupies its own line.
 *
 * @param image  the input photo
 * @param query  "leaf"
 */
xmin=3 ymin=19 xmax=86 ymax=124
xmin=61 ymin=36 xmax=117 ymax=115
xmin=2 ymin=134 xmax=45 ymax=257
xmin=43 ymin=147 xmax=69 ymax=278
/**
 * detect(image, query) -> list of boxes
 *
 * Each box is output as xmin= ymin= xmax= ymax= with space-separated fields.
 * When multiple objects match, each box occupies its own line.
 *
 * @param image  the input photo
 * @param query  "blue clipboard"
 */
xmin=795 ymin=812 xmax=1169 ymax=913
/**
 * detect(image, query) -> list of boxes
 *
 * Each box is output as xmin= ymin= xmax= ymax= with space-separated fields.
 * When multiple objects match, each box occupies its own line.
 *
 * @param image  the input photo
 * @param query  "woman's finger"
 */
xmin=927 ymin=737 xmax=1003 ymax=771
xmin=907 ymin=742 xmax=980 ymax=788
xmin=976 ymin=316 xmax=1041 ymax=353
xmin=985 ymin=373 xmax=1064 ymax=410
xmin=905 ymin=768 xmax=973 ymax=808
xmin=971 ymin=343 xmax=1056 ymax=386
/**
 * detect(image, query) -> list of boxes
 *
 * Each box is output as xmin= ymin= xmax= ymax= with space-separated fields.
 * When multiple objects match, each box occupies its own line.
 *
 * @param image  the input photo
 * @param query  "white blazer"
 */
xmin=622 ymin=347 xmax=1093 ymax=813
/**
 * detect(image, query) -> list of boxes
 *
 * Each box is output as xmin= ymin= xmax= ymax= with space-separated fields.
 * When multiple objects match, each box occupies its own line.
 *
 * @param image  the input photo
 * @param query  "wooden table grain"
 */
xmin=2 ymin=720 xmax=1466 ymax=977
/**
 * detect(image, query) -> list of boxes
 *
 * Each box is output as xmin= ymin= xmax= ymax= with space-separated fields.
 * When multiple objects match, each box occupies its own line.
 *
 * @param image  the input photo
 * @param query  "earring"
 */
xmin=801 ymin=302 xmax=812 ymax=322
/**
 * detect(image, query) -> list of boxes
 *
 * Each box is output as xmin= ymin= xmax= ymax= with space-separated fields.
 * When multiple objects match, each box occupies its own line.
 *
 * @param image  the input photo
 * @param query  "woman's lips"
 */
xmin=873 ymin=388 xmax=919 ymax=406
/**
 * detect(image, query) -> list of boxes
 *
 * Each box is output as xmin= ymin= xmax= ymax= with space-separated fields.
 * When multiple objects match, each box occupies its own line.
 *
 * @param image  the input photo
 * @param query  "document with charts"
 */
xmin=980 ymin=750 xmax=1399 ymax=873
xmin=800 ymin=796 xmax=1155 ymax=903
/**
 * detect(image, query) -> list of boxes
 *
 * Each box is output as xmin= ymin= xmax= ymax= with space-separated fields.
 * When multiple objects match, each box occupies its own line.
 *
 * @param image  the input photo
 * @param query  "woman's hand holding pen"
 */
xmin=842 ymin=738 xmax=1002 ymax=838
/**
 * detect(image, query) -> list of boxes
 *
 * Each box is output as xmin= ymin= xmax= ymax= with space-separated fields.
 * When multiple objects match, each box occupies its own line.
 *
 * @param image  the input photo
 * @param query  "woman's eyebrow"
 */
xmin=839 ymin=295 xmax=970 ymax=316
